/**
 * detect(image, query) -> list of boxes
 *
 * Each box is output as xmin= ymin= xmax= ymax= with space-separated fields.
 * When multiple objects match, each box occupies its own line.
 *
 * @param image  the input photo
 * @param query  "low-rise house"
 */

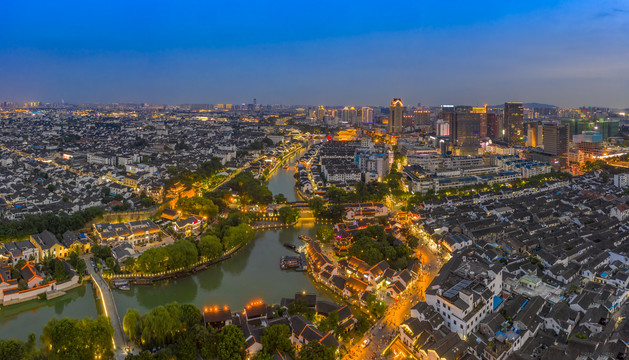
xmin=203 ymin=305 xmax=232 ymax=329
xmin=20 ymin=263 xmax=43 ymax=288
xmin=60 ymin=231 xmax=92 ymax=254
xmin=29 ymin=230 xmax=66 ymax=260
xmin=2 ymin=240 xmax=39 ymax=265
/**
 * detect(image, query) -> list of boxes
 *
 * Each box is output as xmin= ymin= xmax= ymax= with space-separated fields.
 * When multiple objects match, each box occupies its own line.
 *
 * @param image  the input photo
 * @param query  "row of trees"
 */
xmin=197 ymin=222 xmax=255 ymax=260
xmin=123 ymin=302 xmax=335 ymax=360
xmin=134 ymin=239 xmax=199 ymax=274
xmin=307 ymin=197 xmax=345 ymax=223
xmin=348 ymin=225 xmax=413 ymax=270
xmin=0 ymin=206 xmax=105 ymax=241
xmin=406 ymin=170 xmax=574 ymax=209
xmin=128 ymin=213 xmax=256 ymax=274
xmin=325 ymin=182 xmax=390 ymax=205
xmin=0 ymin=315 xmax=114 ymax=360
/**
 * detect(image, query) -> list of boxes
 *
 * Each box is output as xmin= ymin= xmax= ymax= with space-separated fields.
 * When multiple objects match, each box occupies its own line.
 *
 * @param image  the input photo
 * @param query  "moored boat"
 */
xmin=298 ymin=235 xmax=311 ymax=242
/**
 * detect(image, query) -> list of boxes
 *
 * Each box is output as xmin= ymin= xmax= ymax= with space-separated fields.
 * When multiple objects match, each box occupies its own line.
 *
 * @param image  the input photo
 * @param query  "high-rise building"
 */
xmin=526 ymin=122 xmax=543 ymax=147
xmin=389 ymin=98 xmax=404 ymax=134
xmin=348 ymin=107 xmax=358 ymax=125
xmin=542 ymin=123 xmax=569 ymax=156
xmin=504 ymin=102 xmax=524 ymax=146
xmin=595 ymin=119 xmax=620 ymax=140
xmin=342 ymin=107 xmax=349 ymax=123
xmin=487 ymin=113 xmax=498 ymax=139
xmin=413 ymin=110 xmax=431 ymax=127
xmin=361 ymin=107 xmax=373 ymax=123
xmin=450 ymin=110 xmax=481 ymax=153
xmin=316 ymin=105 xmax=326 ymax=121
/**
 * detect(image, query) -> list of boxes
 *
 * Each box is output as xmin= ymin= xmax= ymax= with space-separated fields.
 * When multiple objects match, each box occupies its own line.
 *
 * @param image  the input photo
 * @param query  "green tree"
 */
xmin=308 ymin=197 xmax=325 ymax=217
xmin=316 ymin=226 xmax=334 ymax=243
xmin=123 ymin=308 xmax=140 ymax=342
xmin=274 ymin=193 xmax=288 ymax=204
xmin=278 ymin=206 xmax=299 ymax=224
xmin=223 ymin=223 xmax=255 ymax=250
xmin=41 ymin=316 xmax=113 ymax=360
xmin=260 ymin=324 xmax=293 ymax=357
xmin=180 ymin=304 xmax=202 ymax=329
xmin=298 ymin=341 xmax=335 ymax=360
xmin=0 ymin=333 xmax=36 ymax=360
xmin=217 ymin=325 xmax=246 ymax=360
xmin=198 ymin=234 xmax=224 ymax=259
xmin=176 ymin=196 xmax=219 ymax=219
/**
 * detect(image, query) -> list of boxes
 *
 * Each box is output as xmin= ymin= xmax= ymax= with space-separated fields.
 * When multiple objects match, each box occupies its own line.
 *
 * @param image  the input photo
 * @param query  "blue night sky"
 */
xmin=1 ymin=0 xmax=628 ymax=107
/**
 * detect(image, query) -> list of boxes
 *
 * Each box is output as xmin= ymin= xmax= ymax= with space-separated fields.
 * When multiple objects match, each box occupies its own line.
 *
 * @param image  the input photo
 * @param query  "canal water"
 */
xmin=112 ymin=224 xmax=329 ymax=316
xmin=0 ymin=146 xmax=326 ymax=341
xmin=0 ymin=283 xmax=99 ymax=341
xmin=266 ymin=148 xmax=305 ymax=203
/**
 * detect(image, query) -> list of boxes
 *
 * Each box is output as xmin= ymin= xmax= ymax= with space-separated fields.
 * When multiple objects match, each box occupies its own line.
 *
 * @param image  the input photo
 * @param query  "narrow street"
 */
xmin=343 ymin=243 xmax=440 ymax=360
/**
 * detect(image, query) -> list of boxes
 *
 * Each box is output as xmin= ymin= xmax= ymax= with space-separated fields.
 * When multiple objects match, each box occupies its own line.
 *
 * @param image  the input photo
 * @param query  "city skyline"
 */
xmin=1 ymin=0 xmax=628 ymax=108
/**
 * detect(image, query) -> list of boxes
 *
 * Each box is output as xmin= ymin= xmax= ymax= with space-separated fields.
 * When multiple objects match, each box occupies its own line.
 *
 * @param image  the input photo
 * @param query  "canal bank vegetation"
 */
xmin=123 ymin=301 xmax=336 ymax=360
xmin=225 ymin=171 xmax=273 ymax=205
xmin=0 ymin=206 xmax=105 ymax=241
xmin=119 ymin=213 xmax=255 ymax=276
xmin=0 ymin=315 xmax=114 ymax=360
xmin=278 ymin=206 xmax=300 ymax=224
xmin=123 ymin=302 xmax=246 ymax=360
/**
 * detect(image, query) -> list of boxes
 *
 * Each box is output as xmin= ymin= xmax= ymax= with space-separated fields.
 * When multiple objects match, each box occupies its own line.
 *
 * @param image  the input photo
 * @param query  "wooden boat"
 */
xmin=283 ymin=243 xmax=297 ymax=250
xmin=298 ymin=235 xmax=312 ymax=242
xmin=118 ymin=285 xmax=131 ymax=291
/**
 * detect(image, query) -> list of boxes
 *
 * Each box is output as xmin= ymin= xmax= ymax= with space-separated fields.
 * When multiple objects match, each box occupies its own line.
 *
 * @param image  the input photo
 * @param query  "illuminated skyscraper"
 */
xmin=316 ymin=105 xmax=326 ymax=121
xmin=504 ymin=102 xmax=524 ymax=146
xmin=361 ymin=107 xmax=373 ymax=123
xmin=389 ymin=98 xmax=404 ymax=134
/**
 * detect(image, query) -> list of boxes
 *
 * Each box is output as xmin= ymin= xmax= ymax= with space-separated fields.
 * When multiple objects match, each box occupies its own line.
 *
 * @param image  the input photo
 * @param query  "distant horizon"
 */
xmin=2 ymin=99 xmax=627 ymax=110
xmin=1 ymin=1 xmax=628 ymax=108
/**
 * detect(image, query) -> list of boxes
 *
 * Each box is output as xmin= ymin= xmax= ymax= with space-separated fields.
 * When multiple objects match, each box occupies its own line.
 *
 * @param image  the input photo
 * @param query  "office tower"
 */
xmin=542 ymin=123 xmax=569 ymax=156
xmin=504 ymin=102 xmax=524 ymax=146
xmin=471 ymin=105 xmax=488 ymax=138
xmin=342 ymin=107 xmax=349 ymax=123
xmin=316 ymin=105 xmax=326 ymax=121
xmin=450 ymin=111 xmax=481 ymax=153
xmin=526 ymin=122 xmax=543 ymax=147
xmin=349 ymin=107 xmax=358 ymax=125
xmin=389 ymin=98 xmax=404 ymax=134
xmin=361 ymin=107 xmax=373 ymax=123
xmin=487 ymin=113 xmax=498 ymax=139
xmin=413 ymin=110 xmax=431 ymax=127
